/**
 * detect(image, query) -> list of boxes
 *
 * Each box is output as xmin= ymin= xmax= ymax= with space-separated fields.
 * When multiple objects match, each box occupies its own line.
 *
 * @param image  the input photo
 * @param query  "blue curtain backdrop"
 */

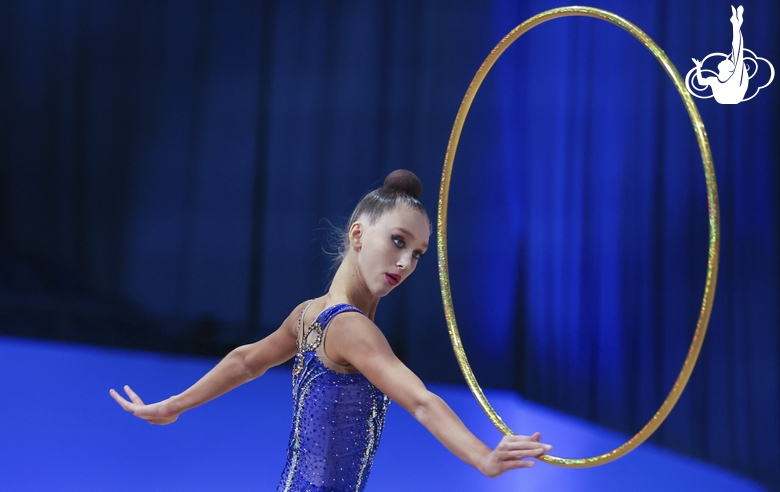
xmin=1 ymin=0 xmax=777 ymax=488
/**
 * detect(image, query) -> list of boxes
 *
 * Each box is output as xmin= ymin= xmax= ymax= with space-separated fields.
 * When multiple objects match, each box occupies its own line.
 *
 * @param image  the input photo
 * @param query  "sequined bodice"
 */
xmin=278 ymin=303 xmax=390 ymax=492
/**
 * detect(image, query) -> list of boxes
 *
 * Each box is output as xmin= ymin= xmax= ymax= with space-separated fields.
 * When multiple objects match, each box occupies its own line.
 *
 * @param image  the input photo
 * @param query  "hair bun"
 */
xmin=383 ymin=169 xmax=423 ymax=200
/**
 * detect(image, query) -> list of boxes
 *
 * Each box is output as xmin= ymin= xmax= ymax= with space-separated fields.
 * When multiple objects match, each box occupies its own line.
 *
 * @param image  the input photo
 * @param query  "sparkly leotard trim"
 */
xmin=278 ymin=302 xmax=390 ymax=492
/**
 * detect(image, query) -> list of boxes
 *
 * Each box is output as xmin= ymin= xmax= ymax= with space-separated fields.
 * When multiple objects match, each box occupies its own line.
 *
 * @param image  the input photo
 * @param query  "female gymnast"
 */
xmin=110 ymin=169 xmax=551 ymax=491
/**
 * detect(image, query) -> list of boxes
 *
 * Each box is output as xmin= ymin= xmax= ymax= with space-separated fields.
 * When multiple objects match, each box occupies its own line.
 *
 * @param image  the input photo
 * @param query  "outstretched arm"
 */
xmin=327 ymin=314 xmax=552 ymax=477
xmin=110 ymin=302 xmax=303 ymax=424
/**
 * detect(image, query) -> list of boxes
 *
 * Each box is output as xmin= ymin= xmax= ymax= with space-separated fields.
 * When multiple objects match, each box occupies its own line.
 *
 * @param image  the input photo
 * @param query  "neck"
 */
xmin=326 ymin=256 xmax=380 ymax=320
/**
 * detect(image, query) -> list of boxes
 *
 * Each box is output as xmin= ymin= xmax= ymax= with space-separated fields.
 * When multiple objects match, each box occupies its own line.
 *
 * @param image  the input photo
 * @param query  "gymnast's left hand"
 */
xmin=109 ymin=385 xmax=179 ymax=425
xmin=478 ymin=432 xmax=552 ymax=477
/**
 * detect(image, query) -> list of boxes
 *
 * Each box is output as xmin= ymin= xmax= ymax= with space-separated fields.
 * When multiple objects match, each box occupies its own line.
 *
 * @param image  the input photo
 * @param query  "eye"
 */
xmin=392 ymin=236 xmax=405 ymax=248
xmin=412 ymin=250 xmax=424 ymax=260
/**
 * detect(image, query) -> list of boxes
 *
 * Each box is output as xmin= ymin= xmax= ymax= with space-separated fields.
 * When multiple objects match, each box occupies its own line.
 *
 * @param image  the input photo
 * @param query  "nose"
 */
xmin=397 ymin=253 xmax=411 ymax=270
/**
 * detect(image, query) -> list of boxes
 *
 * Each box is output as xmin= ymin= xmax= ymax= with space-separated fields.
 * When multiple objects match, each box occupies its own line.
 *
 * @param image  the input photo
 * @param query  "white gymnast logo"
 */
xmin=685 ymin=5 xmax=774 ymax=104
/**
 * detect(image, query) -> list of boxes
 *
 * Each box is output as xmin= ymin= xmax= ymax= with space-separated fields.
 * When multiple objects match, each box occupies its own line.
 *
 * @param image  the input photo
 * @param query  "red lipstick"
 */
xmin=385 ymin=273 xmax=400 ymax=286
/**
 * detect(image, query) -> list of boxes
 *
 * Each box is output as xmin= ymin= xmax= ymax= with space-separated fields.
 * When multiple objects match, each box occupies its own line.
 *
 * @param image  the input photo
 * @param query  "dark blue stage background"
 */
xmin=1 ymin=0 xmax=777 ymax=489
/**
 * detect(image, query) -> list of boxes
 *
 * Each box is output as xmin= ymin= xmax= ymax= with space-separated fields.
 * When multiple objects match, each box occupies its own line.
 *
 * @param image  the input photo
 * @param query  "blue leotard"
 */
xmin=278 ymin=303 xmax=390 ymax=491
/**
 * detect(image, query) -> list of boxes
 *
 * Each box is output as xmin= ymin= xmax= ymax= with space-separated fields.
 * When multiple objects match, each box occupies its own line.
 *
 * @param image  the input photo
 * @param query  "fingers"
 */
xmin=110 ymin=385 xmax=178 ymax=425
xmin=498 ymin=434 xmax=552 ymax=451
xmin=505 ymin=459 xmax=536 ymax=470
xmin=481 ymin=434 xmax=552 ymax=477
xmin=493 ymin=435 xmax=552 ymax=463
xmin=502 ymin=452 xmax=538 ymax=463
xmin=109 ymin=388 xmax=135 ymax=412
xmin=109 ymin=385 xmax=147 ymax=414
xmin=123 ymin=385 xmax=146 ymax=405
xmin=488 ymin=440 xmax=548 ymax=476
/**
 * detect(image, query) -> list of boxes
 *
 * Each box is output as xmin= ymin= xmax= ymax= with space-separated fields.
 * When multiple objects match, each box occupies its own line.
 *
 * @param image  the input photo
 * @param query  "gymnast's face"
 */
xmin=351 ymin=205 xmax=430 ymax=297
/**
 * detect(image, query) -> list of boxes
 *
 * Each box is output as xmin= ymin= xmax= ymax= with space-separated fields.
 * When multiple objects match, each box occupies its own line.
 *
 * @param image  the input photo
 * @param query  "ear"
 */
xmin=349 ymin=221 xmax=363 ymax=250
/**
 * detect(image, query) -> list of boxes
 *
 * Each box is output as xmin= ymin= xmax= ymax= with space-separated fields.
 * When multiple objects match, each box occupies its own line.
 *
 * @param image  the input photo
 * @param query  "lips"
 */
xmin=385 ymin=273 xmax=401 ymax=286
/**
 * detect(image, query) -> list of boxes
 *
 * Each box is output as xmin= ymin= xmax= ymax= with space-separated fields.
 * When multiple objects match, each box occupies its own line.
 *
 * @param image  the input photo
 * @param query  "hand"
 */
xmin=478 ymin=432 xmax=552 ymax=478
xmin=110 ymin=385 xmax=180 ymax=425
xmin=692 ymin=58 xmax=702 ymax=67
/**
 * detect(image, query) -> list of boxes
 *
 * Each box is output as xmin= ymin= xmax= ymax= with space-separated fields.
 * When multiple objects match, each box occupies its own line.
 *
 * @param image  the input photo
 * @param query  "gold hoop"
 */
xmin=437 ymin=6 xmax=719 ymax=467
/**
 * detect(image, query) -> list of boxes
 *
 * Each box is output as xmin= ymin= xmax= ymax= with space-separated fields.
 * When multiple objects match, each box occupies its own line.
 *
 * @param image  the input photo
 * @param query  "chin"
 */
xmin=374 ymin=288 xmax=392 ymax=298
xmin=372 ymin=284 xmax=395 ymax=298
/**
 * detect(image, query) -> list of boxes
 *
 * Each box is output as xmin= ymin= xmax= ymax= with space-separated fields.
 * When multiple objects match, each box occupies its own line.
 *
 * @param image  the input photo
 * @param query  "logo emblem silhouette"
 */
xmin=686 ymin=5 xmax=774 ymax=104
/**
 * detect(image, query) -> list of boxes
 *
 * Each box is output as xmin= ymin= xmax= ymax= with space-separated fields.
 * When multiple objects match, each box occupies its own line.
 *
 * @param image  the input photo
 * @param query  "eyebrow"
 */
xmin=396 ymin=227 xmax=429 ymax=250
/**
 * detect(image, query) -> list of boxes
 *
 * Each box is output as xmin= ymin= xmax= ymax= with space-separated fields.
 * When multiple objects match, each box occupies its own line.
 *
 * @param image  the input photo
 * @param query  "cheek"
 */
xmin=372 ymin=238 xmax=394 ymax=257
xmin=360 ymin=238 xmax=390 ymax=266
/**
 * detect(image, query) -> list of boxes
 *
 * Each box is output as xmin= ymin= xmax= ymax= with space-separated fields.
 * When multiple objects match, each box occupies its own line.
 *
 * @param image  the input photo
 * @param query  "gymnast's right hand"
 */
xmin=110 ymin=385 xmax=179 ymax=425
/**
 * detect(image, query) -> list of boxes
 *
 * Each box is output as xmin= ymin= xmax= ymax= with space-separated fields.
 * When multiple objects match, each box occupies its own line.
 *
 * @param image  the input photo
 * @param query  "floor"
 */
xmin=0 ymin=335 xmax=769 ymax=491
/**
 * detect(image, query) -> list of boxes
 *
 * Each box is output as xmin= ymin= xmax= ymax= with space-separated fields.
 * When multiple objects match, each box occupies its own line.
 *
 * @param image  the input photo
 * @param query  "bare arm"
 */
xmin=110 ymin=302 xmax=303 ymax=424
xmin=326 ymin=313 xmax=551 ymax=477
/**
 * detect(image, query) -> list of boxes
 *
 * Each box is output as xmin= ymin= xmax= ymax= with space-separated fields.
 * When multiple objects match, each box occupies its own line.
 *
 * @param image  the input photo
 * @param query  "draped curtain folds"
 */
xmin=0 ymin=0 xmax=777 ymax=487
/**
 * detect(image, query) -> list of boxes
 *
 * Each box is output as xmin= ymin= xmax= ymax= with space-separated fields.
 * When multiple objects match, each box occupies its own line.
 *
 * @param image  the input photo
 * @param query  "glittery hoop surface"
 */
xmin=437 ymin=6 xmax=719 ymax=468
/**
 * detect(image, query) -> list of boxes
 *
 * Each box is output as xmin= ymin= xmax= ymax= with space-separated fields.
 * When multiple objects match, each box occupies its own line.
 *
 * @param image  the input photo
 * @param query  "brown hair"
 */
xmin=335 ymin=169 xmax=429 ymax=264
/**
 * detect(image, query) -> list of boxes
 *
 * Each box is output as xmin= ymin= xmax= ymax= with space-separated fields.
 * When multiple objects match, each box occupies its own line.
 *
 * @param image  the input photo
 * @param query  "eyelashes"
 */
xmin=392 ymin=235 xmax=424 ymax=260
